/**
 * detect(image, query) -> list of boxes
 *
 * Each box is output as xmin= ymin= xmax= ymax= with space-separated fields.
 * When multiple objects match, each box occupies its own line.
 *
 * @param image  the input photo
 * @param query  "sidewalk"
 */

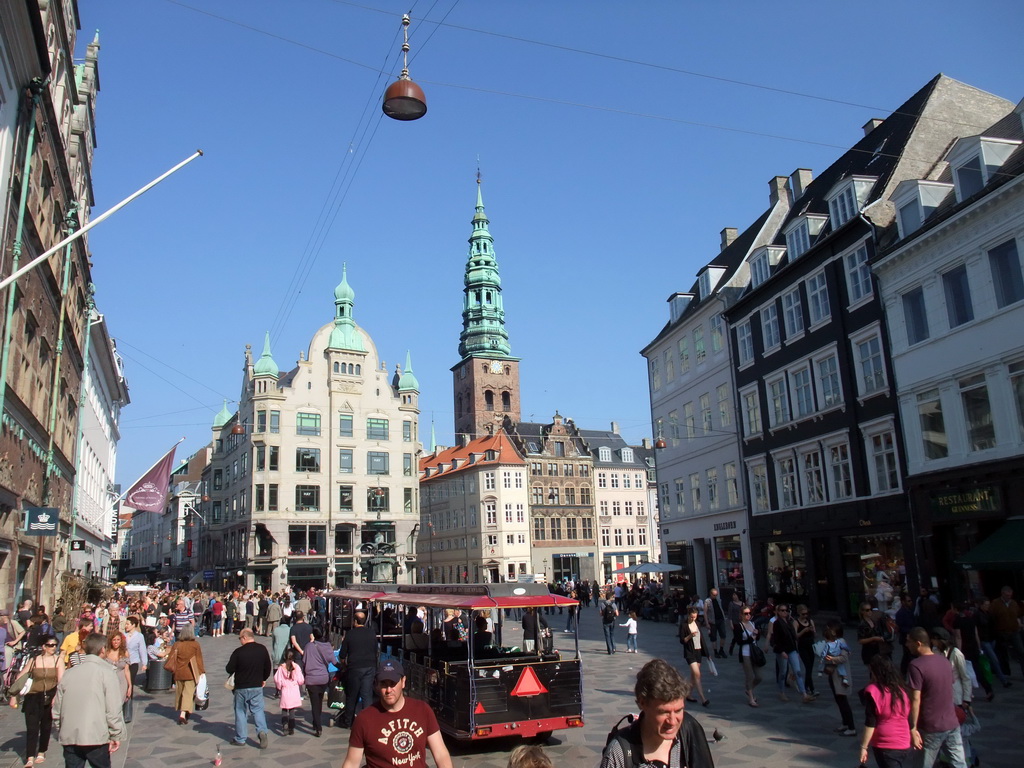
xmin=0 ymin=607 xmax=1019 ymax=767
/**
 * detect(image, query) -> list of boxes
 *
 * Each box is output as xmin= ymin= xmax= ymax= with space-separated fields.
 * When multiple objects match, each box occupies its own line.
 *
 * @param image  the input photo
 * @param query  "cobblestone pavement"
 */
xmin=1 ymin=607 xmax=1018 ymax=767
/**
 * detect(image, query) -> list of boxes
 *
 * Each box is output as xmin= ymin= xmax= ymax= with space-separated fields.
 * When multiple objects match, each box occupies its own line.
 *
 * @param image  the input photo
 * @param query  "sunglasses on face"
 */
xmin=741 ymin=612 xmax=751 ymax=616
xmin=43 ymin=643 xmax=57 ymax=648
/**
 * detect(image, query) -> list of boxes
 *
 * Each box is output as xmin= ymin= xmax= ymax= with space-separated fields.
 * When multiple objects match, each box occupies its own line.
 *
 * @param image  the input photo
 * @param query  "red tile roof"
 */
xmin=419 ymin=432 xmax=524 ymax=480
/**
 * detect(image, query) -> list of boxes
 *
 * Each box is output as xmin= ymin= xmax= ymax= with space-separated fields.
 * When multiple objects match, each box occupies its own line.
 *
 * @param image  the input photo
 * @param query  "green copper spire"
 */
xmin=399 ymin=350 xmax=419 ymax=391
xmin=253 ymin=331 xmax=279 ymax=377
xmin=430 ymin=418 xmax=437 ymax=453
xmin=213 ymin=399 xmax=232 ymax=428
xmin=328 ymin=263 xmax=366 ymax=351
xmin=458 ymin=179 xmax=512 ymax=359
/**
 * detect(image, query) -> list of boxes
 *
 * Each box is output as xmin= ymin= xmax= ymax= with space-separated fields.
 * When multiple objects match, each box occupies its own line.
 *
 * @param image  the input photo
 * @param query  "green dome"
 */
xmin=334 ymin=263 xmax=355 ymax=302
xmin=398 ymin=350 xmax=419 ymax=391
xmin=253 ymin=332 xmax=279 ymax=377
xmin=213 ymin=399 xmax=232 ymax=428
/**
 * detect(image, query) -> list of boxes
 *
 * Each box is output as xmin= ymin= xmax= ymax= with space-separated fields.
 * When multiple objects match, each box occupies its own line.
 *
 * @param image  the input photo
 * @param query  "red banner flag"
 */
xmin=123 ymin=444 xmax=179 ymax=513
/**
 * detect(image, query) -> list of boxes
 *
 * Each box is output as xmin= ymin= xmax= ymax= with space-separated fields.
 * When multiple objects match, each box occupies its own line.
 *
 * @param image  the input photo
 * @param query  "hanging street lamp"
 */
xmin=382 ymin=14 xmax=427 ymax=121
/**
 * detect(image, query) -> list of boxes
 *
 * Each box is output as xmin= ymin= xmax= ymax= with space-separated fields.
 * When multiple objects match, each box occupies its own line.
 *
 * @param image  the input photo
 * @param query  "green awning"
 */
xmin=955 ymin=518 xmax=1024 ymax=570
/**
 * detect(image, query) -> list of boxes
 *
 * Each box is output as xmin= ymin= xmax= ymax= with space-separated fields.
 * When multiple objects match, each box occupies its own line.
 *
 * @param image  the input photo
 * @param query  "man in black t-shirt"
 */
xmin=289 ymin=611 xmax=314 ymax=665
xmin=226 ymin=628 xmax=273 ymax=748
xmin=338 ymin=612 xmax=378 ymax=727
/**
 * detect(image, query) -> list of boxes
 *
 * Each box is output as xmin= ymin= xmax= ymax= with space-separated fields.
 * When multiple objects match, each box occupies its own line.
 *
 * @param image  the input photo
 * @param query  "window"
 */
xmin=717 ymin=384 xmax=731 ymax=427
xmin=828 ymin=443 xmax=852 ymax=499
xmin=689 ymin=472 xmax=702 ymax=513
xmin=829 ymin=185 xmax=857 ymax=227
xmin=367 ymin=487 xmax=389 ymax=514
xmin=580 ymin=487 xmax=591 ymax=504
xmin=486 ymin=534 xmax=498 ymax=546
xmin=989 ymin=240 xmax=1024 ymax=308
xmin=942 ymin=265 xmax=974 ymax=328
xmin=549 ymin=487 xmax=561 ymax=504
xmin=817 ymin=353 xmax=842 ymax=408
xmin=256 ymin=411 xmax=266 ymax=433
xmin=600 ymin=500 xmax=609 ymax=515
xmin=598 ymin=473 xmax=607 ymax=489
xmin=694 ymin=326 xmax=706 ymax=364
xmin=668 ymin=411 xmax=679 ymax=445
xmin=547 ymin=463 xmax=558 ymax=476
xmin=565 ymin=486 xmax=576 ymax=504
xmin=776 ymin=456 xmax=798 ymax=508
xmin=367 ymin=418 xmax=389 ymax=440
xmin=255 ymin=484 xmax=265 ymax=512
xmin=213 ymin=469 xmax=223 ymax=490
xmin=870 ymin=431 xmax=899 ymax=492
xmin=678 ymin=336 xmax=690 ymax=372
xmin=517 ymin=504 xmax=526 ymax=523
xmin=782 ymin=289 xmax=804 ymax=337
xmin=295 ymin=485 xmax=320 ymax=511
xmin=485 ymin=472 xmax=496 ymax=490
xmin=751 ymin=463 xmax=769 ymax=513
xmin=845 ymin=245 xmax=872 ymax=303
xmin=601 ymin=528 xmax=611 ymax=546
xmin=403 ymin=453 xmax=413 ymax=476
xmin=624 ymin=500 xmax=633 ymax=515
xmin=563 ymin=463 xmax=574 ymax=477
xmin=902 ymin=287 xmax=929 ymax=345
xmin=268 ymin=446 xmax=279 ymax=471
xmin=1011 ymin=361 xmax=1024 ymax=442
xmin=339 ymin=449 xmax=353 ymax=473
xmin=710 ymin=314 xmax=724 ymax=352
xmin=549 ymin=518 xmax=562 ymax=540
xmin=742 ymin=389 xmax=761 ymax=437
xmin=530 ymin=462 xmax=542 ymax=476
xmin=762 ymin=305 xmax=780 ymax=349
xmin=638 ymin=528 xmax=647 ymax=546
xmin=610 ymin=473 xmax=620 ymax=489
xmin=614 ymin=529 xmax=623 ymax=547
xmin=806 ymin=272 xmax=830 ymax=325
xmin=750 ymin=250 xmax=770 ymax=287
xmin=598 ymin=447 xmax=611 ymax=462
xmin=856 ymin=334 xmax=886 ymax=395
xmin=404 ymin=488 xmax=414 ymax=515
xmin=786 ymin=221 xmax=811 ymax=258
xmin=296 ymin=412 xmax=321 ymax=436
xmin=255 ymin=445 xmax=265 ymax=471
xmin=367 ymin=451 xmax=390 ymax=475
xmin=486 ymin=503 xmax=497 ymax=525
xmin=650 ymin=358 xmax=661 ymax=391
xmin=674 ymin=479 xmax=686 ymax=513
xmin=296 ymin=447 xmax=320 ymax=472
xmin=706 ymin=468 xmax=719 ymax=510
xmin=621 ymin=447 xmax=634 ymax=463
xmin=268 ymin=484 xmax=278 ymax=511
xmin=801 ymin=451 xmax=825 ymax=504
xmin=269 ymin=410 xmax=280 ymax=433
xmin=339 ymin=485 xmax=353 ymax=511
xmin=554 ymin=441 xmax=565 ymax=458
xmin=664 ymin=349 xmax=675 ymax=382
xmin=626 ymin=529 xmax=635 ymax=546
xmin=725 ymin=463 xmax=739 ymax=506
xmin=684 ymin=402 xmax=695 ymax=439
xmin=767 ymin=377 xmax=790 ymax=427
xmin=531 ymin=486 xmax=544 ymax=505
xmin=791 ymin=367 xmax=814 ymax=418
xmin=917 ymin=389 xmax=948 ymax=459
xmin=566 ymin=518 xmax=578 ymax=539
xmin=612 ymin=501 xmax=621 ymax=515
xmin=338 ymin=413 xmax=353 ymax=437
xmin=960 ymin=374 xmax=995 ymax=451
xmin=700 ymin=393 xmax=712 ymax=434
xmin=403 ymin=421 xmax=412 ymax=442
xmin=898 ymin=200 xmax=922 ymax=237
xmin=737 ymin=321 xmax=754 ymax=365
xmin=954 ymin=154 xmax=984 ymax=199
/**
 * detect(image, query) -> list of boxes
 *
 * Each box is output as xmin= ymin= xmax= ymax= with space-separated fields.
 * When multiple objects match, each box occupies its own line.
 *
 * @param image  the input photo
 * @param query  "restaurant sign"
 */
xmin=929 ymin=485 xmax=1001 ymax=521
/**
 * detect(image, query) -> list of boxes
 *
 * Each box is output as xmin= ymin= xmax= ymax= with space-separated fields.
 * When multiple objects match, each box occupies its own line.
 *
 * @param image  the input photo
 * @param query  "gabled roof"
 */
xmin=506 ymin=420 xmax=589 ymax=456
xmin=577 ymin=428 xmax=645 ymax=467
xmin=419 ymin=432 xmax=524 ymax=480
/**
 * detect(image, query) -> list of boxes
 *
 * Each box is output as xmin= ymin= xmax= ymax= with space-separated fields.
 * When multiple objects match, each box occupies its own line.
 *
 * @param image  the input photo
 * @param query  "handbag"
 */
xmin=749 ymin=643 xmax=767 ymax=668
xmin=224 ymin=673 xmax=235 ymax=691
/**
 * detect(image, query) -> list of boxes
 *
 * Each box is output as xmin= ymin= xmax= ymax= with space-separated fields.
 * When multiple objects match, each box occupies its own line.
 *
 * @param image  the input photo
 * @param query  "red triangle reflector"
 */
xmin=510 ymin=666 xmax=548 ymax=697
xmin=474 ymin=701 xmax=486 ymax=714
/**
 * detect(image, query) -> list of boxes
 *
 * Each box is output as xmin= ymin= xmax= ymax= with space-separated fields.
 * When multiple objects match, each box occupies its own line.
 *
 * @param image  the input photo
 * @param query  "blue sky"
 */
xmin=79 ymin=0 xmax=1023 ymax=486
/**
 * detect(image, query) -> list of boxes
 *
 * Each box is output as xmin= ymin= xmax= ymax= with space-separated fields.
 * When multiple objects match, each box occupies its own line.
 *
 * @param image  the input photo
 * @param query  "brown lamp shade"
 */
xmin=654 ymin=437 xmax=667 ymax=449
xmin=231 ymin=423 xmax=246 ymax=435
xmin=383 ymin=78 xmax=427 ymax=121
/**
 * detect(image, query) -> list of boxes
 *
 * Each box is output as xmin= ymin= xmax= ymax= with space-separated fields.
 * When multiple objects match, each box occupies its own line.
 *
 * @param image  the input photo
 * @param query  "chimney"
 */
xmin=862 ymin=118 xmax=884 ymax=136
xmin=610 ymin=421 xmax=619 ymax=434
xmin=769 ymin=176 xmax=789 ymax=206
xmin=641 ymin=437 xmax=652 ymax=449
xmin=720 ymin=227 xmax=738 ymax=252
xmin=790 ymin=168 xmax=813 ymax=200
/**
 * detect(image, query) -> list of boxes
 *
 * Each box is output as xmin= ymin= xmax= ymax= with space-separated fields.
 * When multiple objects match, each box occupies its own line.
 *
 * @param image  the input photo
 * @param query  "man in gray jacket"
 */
xmin=53 ymin=632 xmax=126 ymax=768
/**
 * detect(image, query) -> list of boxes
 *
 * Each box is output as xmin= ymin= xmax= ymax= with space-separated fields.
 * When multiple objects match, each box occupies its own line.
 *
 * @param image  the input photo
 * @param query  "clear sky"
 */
xmin=78 ymin=0 xmax=1023 ymax=487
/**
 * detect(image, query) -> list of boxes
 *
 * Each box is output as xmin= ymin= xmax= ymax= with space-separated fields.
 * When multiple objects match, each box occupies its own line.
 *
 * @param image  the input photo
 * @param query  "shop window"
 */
xmin=764 ymin=541 xmax=808 ymax=597
xmin=842 ymin=534 xmax=905 ymax=613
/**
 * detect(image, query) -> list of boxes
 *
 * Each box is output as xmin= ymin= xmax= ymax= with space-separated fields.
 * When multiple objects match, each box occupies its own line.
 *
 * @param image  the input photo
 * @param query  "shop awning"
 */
xmin=955 ymin=518 xmax=1024 ymax=570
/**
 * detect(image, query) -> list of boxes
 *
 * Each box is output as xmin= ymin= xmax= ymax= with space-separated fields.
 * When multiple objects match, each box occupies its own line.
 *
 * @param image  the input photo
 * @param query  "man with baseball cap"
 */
xmin=341 ymin=659 xmax=453 ymax=768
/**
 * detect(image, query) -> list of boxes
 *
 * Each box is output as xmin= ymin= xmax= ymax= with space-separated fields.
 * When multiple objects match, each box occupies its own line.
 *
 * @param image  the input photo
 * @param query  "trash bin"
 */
xmin=145 ymin=659 xmax=173 ymax=692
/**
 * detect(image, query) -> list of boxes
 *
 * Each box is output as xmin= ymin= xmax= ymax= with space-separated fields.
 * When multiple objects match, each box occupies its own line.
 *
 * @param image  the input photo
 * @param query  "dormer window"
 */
xmin=698 ymin=266 xmax=726 ymax=300
xmin=783 ymin=214 xmax=828 ymax=259
xmin=891 ymin=180 xmax=954 ymax=239
xmin=621 ymin=447 xmax=634 ymax=463
xmin=598 ymin=447 xmax=612 ymax=462
xmin=947 ymin=136 xmax=1021 ymax=202
xmin=668 ymin=292 xmax=692 ymax=323
xmin=826 ymin=176 xmax=876 ymax=228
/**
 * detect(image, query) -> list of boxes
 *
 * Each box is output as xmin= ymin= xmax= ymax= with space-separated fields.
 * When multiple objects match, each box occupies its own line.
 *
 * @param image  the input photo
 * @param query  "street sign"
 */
xmin=71 ymin=539 xmax=85 ymax=551
xmin=23 ymin=507 xmax=58 ymax=536
xmin=203 ymin=570 xmax=215 ymax=579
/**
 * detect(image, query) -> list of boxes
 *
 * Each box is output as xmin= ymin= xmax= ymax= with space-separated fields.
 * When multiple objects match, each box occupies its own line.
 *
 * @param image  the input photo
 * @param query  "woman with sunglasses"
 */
xmin=733 ymin=605 xmax=762 ymax=707
xmin=794 ymin=604 xmax=818 ymax=698
xmin=20 ymin=633 xmax=64 ymax=767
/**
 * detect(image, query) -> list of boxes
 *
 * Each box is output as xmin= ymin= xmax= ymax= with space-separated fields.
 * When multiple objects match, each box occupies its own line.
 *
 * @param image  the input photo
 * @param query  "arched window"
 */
xmin=355 ymin=364 xmax=361 ymax=375
xmin=484 ymin=391 xmax=494 ymax=411
xmin=333 ymin=362 xmax=340 ymax=373
xmin=456 ymin=394 xmax=463 ymax=418
xmin=501 ymin=392 xmax=511 ymax=411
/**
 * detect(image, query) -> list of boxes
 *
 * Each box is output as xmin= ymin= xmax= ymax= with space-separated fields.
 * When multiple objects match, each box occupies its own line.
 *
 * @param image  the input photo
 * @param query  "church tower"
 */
xmin=452 ymin=179 xmax=521 ymax=441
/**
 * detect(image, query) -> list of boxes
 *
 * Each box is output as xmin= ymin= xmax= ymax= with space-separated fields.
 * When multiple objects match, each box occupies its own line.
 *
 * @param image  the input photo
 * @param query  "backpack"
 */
xmin=604 ymin=714 xmax=639 ymax=768
xmin=602 ymin=604 xmax=615 ymax=625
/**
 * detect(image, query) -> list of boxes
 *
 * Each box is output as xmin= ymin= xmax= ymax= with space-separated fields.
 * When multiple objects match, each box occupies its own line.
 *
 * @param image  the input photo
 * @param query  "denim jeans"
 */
xmin=980 ymin=641 xmax=1008 ymax=683
xmin=342 ymin=666 xmax=375 ymax=726
xmin=872 ymin=746 xmax=911 ymax=768
xmin=603 ymin=623 xmax=616 ymax=653
xmin=233 ymin=687 xmax=269 ymax=744
xmin=626 ymin=634 xmax=637 ymax=652
xmin=63 ymin=744 xmax=111 ymax=768
xmin=917 ymin=727 xmax=966 ymax=768
xmin=775 ymin=651 xmax=806 ymax=694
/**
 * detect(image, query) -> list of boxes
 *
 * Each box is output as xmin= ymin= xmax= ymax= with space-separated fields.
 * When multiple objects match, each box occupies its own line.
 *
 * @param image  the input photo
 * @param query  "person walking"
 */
xmin=20 ymin=631 xmax=63 ymax=766
xmin=258 ymin=594 xmax=270 ymax=636
xmin=857 ymin=603 xmax=887 ymax=667
xmin=704 ymin=588 xmax=727 ymax=659
xmin=124 ymin=616 xmax=147 ymax=717
xmin=679 ymin=606 xmax=710 ymax=707
xmin=905 ymin=626 xmax=967 ymax=768
xmin=989 ymin=586 xmax=1024 ymax=678
xmin=794 ymin=604 xmax=818 ymax=698
xmin=165 ymin=624 xmax=203 ymax=725
xmin=341 ymin=659 xmax=453 ymax=768
xmin=766 ymin=603 xmax=814 ymax=704
xmin=226 ymin=627 xmax=272 ymax=749
xmin=600 ymin=599 xmax=618 ymax=655
xmin=726 ymin=592 xmax=744 ymax=656
xmin=822 ymin=620 xmax=856 ymax=736
xmin=274 ymin=648 xmax=304 ymax=735
xmin=522 ymin=607 xmax=549 ymax=654
xmin=976 ymin=598 xmax=1010 ymax=687
xmin=337 ymin=611 xmax=377 ymax=728
xmin=857 ymin=655 xmax=911 ymax=768
xmin=733 ymin=605 xmax=762 ymax=707
xmin=52 ymin=632 xmax=126 ymax=768
xmin=104 ymin=633 xmax=133 ymax=724
xmin=620 ymin=610 xmax=639 ymax=653
xmin=952 ymin=602 xmax=995 ymax=702
xmin=301 ymin=628 xmax=335 ymax=736
xmin=266 ymin=596 xmax=283 ymax=637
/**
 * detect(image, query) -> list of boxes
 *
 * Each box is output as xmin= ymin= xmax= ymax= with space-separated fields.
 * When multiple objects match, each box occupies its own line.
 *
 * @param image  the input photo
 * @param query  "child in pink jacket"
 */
xmin=273 ymin=648 xmax=305 ymax=735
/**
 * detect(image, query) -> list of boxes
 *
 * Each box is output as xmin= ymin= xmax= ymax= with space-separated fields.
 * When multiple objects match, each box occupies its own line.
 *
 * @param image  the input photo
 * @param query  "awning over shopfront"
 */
xmin=955 ymin=518 xmax=1024 ymax=570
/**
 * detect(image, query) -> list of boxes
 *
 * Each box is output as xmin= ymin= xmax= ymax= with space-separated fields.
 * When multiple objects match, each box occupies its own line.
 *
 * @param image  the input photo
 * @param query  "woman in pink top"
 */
xmin=273 ymin=648 xmax=305 ymax=735
xmin=858 ymin=655 xmax=911 ymax=768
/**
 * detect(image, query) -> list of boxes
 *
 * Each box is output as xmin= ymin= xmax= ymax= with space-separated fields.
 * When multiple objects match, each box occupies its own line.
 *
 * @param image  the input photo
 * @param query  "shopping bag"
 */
xmin=195 ymin=671 xmax=209 ymax=705
xmin=965 ymin=660 xmax=980 ymax=691
xmin=327 ymin=681 xmax=346 ymax=710
xmin=707 ymin=657 xmax=718 ymax=676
